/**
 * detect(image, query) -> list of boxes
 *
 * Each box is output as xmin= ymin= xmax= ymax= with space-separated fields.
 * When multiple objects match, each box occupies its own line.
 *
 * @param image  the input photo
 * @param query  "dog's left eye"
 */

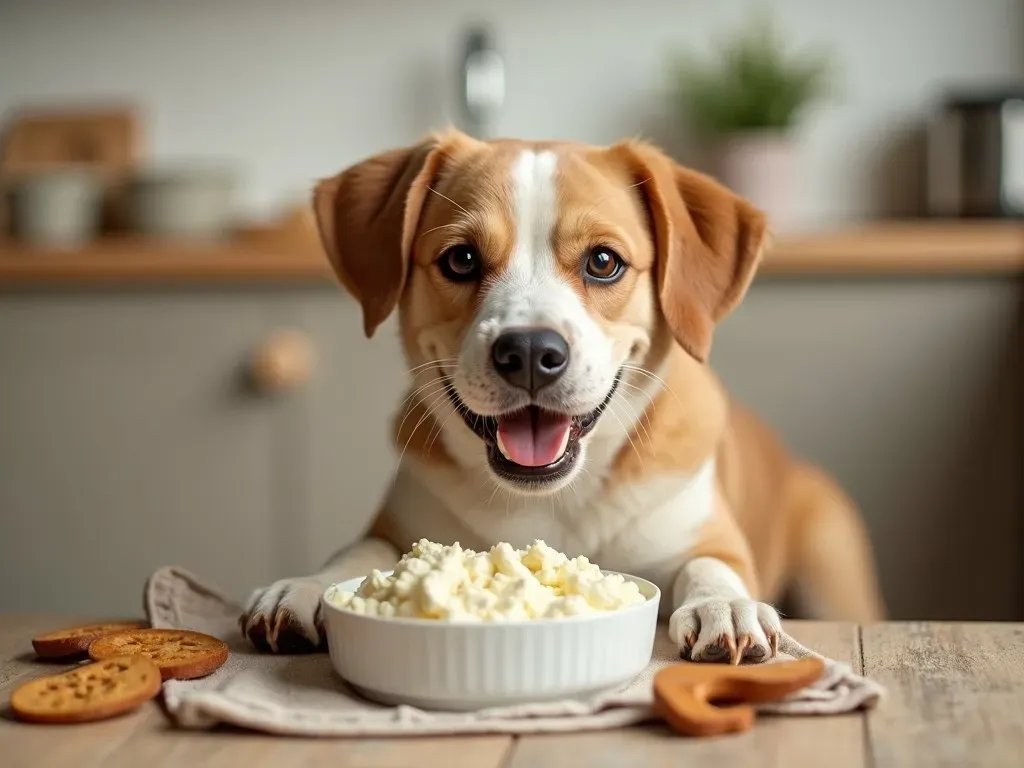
xmin=584 ymin=247 xmax=626 ymax=283
xmin=437 ymin=245 xmax=482 ymax=282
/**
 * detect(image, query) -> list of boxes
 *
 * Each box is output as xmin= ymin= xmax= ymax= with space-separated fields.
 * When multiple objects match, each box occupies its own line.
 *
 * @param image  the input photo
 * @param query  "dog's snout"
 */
xmin=491 ymin=328 xmax=570 ymax=394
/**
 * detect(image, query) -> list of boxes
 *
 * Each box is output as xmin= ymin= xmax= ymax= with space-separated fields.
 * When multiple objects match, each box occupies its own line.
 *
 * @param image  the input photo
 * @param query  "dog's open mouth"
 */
xmin=447 ymin=377 xmax=620 ymax=487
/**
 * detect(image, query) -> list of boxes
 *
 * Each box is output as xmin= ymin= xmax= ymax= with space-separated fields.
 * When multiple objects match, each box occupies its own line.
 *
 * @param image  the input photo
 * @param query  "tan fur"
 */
xmin=608 ymin=140 xmax=768 ymax=363
xmin=313 ymin=138 xmax=448 ymax=337
xmin=609 ymin=342 xmax=728 ymax=484
xmin=398 ymin=135 xmax=522 ymax=373
xmin=605 ymin=341 xmax=881 ymax=613
xmin=689 ymin=492 xmax=762 ymax=599
xmin=553 ymin=150 xmax=663 ymax=366
xmin=392 ymin=396 xmax=455 ymax=468
xmin=314 ymin=129 xmax=886 ymax=624
xmin=715 ymin=399 xmax=796 ymax=602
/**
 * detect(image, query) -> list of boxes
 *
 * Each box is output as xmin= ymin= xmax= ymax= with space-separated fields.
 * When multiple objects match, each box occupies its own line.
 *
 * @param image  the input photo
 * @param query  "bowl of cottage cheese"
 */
xmin=321 ymin=539 xmax=660 ymax=711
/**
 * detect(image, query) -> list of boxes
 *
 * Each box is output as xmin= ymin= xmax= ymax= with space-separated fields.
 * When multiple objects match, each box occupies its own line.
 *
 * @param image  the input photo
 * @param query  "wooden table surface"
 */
xmin=3 ymin=221 xmax=1024 ymax=285
xmin=3 ymin=616 xmax=1023 ymax=767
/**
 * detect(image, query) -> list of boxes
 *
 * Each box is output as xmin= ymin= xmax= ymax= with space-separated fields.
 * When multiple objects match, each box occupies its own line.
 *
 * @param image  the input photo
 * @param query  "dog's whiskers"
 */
xmin=612 ymin=381 xmax=657 ymax=449
xmin=426 ymin=186 xmax=471 ymax=216
xmin=396 ymin=383 xmax=454 ymax=468
xmin=417 ymin=223 xmax=460 ymax=241
xmin=397 ymin=358 xmax=460 ymax=415
xmin=621 ymin=363 xmax=683 ymax=408
xmin=606 ymin=401 xmax=644 ymax=468
xmin=407 ymin=358 xmax=459 ymax=376
xmin=394 ymin=377 xmax=451 ymax=442
xmin=424 ymin=401 xmax=459 ymax=455
xmin=419 ymin=386 xmax=456 ymax=436
xmin=397 ymin=376 xmax=449 ymax=412
xmin=485 ymin=481 xmax=502 ymax=508
xmin=616 ymin=400 xmax=655 ymax=450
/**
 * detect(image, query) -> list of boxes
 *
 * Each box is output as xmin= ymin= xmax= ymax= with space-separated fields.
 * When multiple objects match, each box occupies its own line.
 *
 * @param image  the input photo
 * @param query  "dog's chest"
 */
xmin=385 ymin=460 xmax=716 ymax=580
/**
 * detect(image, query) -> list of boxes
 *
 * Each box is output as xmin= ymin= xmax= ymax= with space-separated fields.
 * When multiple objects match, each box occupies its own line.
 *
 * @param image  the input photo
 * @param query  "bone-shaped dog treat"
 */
xmin=653 ymin=657 xmax=826 ymax=737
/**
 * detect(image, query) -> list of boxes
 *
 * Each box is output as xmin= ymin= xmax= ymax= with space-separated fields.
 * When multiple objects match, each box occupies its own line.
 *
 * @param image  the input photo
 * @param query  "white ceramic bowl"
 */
xmin=321 ymin=571 xmax=660 ymax=711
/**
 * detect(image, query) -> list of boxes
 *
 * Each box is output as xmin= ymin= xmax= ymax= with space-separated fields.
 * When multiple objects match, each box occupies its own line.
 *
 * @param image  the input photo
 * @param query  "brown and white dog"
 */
xmin=240 ymin=129 xmax=885 ymax=661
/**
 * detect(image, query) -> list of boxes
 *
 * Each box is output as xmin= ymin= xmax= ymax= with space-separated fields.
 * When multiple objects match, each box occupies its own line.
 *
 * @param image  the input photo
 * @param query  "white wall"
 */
xmin=1 ymin=0 xmax=1021 ymax=224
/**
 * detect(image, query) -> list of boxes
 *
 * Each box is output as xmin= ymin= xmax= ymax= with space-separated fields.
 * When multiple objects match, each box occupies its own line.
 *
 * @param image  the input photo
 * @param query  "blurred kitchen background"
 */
xmin=0 ymin=0 xmax=1021 ymax=621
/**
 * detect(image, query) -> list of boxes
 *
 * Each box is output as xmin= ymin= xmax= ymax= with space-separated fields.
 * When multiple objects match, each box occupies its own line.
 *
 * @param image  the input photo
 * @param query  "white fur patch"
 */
xmin=389 ymin=455 xmax=717 ymax=613
xmin=668 ymin=556 xmax=782 ymax=663
xmin=511 ymin=149 xmax=559 ymax=269
xmin=450 ymin=149 xmax=618 ymax=429
xmin=441 ymin=148 xmax=658 ymax=495
xmin=672 ymin=556 xmax=751 ymax=607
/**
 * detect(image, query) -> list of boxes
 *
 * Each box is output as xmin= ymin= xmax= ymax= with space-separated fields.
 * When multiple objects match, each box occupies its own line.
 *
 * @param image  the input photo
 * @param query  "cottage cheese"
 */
xmin=325 ymin=539 xmax=646 ymax=621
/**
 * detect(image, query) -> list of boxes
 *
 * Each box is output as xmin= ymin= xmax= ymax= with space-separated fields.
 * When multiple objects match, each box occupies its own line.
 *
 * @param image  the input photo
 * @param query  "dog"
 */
xmin=240 ymin=129 xmax=886 ymax=660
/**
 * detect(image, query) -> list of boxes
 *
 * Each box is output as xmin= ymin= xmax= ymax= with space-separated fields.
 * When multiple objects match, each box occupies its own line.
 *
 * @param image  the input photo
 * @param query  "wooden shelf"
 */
xmin=763 ymin=221 xmax=1024 ymax=275
xmin=0 ymin=221 xmax=1022 ymax=286
xmin=0 ymin=231 xmax=334 ymax=286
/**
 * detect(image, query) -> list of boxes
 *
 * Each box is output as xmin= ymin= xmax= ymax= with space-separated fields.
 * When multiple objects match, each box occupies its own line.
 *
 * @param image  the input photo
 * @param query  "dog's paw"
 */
xmin=668 ymin=599 xmax=781 ymax=664
xmin=239 ymin=578 xmax=326 ymax=654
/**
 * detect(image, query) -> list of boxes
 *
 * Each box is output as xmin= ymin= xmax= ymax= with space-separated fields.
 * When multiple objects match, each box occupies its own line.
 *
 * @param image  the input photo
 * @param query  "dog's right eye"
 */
xmin=437 ymin=245 xmax=482 ymax=282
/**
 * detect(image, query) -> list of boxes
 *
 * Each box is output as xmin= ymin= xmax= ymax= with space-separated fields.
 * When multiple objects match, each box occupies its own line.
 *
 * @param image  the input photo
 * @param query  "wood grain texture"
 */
xmin=1 ymin=221 xmax=1023 ymax=285
xmin=507 ymin=621 xmax=867 ymax=768
xmin=1 ymin=615 xmax=512 ymax=768
xmin=1 ymin=615 xmax=154 ymax=695
xmin=98 ymin=728 xmax=512 ymax=768
xmin=2 ymin=704 xmax=165 ymax=768
xmin=0 ymin=233 xmax=333 ymax=285
xmin=8 ymin=617 xmax=1024 ymax=766
xmin=0 ymin=614 xmax=150 ymax=768
xmin=4 ymin=701 xmax=512 ymax=768
xmin=0 ymin=614 xmax=95 ymax=691
xmin=761 ymin=221 xmax=1024 ymax=275
xmin=862 ymin=621 xmax=1024 ymax=768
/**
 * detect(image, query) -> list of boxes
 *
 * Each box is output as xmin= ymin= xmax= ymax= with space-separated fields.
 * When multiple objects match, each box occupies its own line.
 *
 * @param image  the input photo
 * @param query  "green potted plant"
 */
xmin=670 ymin=15 xmax=833 ymax=231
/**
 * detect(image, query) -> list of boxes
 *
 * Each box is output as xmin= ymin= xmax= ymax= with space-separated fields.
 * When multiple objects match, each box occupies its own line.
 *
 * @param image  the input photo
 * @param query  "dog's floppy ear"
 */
xmin=312 ymin=137 xmax=450 ymax=337
xmin=614 ymin=141 xmax=769 ymax=362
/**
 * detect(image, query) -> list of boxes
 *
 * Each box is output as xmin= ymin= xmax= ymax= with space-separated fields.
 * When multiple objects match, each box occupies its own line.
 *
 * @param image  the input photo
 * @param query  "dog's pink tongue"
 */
xmin=497 ymin=409 xmax=571 ymax=467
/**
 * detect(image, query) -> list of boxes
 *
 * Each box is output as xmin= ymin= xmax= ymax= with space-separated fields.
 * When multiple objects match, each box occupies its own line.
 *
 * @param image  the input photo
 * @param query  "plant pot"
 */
xmin=708 ymin=131 xmax=799 ymax=233
xmin=126 ymin=166 xmax=238 ymax=241
xmin=8 ymin=169 xmax=103 ymax=247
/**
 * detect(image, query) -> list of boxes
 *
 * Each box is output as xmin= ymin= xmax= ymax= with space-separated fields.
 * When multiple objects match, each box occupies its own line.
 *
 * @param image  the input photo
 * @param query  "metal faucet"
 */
xmin=457 ymin=25 xmax=504 ymax=139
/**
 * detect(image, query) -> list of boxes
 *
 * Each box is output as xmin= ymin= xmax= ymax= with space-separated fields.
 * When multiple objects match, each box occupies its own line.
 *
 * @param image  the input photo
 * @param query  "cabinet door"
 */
xmin=269 ymin=291 xmax=408 ymax=573
xmin=0 ymin=291 xmax=285 ymax=615
xmin=711 ymin=278 xmax=1022 ymax=621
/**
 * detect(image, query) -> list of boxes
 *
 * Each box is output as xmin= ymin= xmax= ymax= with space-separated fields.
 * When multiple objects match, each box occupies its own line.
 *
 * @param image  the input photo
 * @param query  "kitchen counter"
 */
xmin=3 ymin=616 xmax=1024 ymax=766
xmin=0 ymin=227 xmax=333 ymax=286
xmin=1 ymin=221 xmax=1023 ymax=286
xmin=760 ymin=220 xmax=1024 ymax=275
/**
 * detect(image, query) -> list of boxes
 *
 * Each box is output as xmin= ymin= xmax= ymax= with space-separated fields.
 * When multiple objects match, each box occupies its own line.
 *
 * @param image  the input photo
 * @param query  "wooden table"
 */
xmin=3 ymin=616 xmax=1023 ymax=767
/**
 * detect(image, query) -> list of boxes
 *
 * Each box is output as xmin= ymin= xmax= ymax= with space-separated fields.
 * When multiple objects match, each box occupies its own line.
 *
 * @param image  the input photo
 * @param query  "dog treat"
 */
xmin=10 ymin=655 xmax=161 ymax=724
xmin=88 ymin=628 xmax=229 ymax=680
xmin=324 ymin=538 xmax=648 ymax=621
xmin=31 ymin=621 xmax=149 ymax=660
xmin=653 ymin=657 xmax=826 ymax=737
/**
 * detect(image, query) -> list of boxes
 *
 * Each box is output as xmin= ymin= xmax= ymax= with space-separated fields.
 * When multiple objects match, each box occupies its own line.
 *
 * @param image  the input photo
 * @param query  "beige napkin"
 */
xmin=144 ymin=566 xmax=883 ymax=736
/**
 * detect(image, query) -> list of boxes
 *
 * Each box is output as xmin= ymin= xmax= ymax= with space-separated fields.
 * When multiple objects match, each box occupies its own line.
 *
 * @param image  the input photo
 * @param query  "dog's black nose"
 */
xmin=491 ymin=328 xmax=570 ymax=394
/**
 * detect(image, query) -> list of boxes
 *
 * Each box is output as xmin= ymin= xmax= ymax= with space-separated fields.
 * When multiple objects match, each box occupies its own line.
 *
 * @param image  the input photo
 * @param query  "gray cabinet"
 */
xmin=0 ymin=288 xmax=405 ymax=615
xmin=0 ymin=275 xmax=1020 ymax=620
xmin=713 ymin=276 xmax=1023 ymax=621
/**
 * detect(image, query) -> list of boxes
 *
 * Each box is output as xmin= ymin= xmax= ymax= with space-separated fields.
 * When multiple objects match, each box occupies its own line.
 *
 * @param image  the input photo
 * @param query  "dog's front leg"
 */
xmin=240 ymin=536 xmax=398 ymax=653
xmin=667 ymin=497 xmax=782 ymax=664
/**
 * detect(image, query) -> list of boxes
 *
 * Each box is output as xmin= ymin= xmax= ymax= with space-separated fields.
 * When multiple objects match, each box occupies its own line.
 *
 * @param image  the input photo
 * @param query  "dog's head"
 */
xmin=313 ymin=130 xmax=767 ymax=495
